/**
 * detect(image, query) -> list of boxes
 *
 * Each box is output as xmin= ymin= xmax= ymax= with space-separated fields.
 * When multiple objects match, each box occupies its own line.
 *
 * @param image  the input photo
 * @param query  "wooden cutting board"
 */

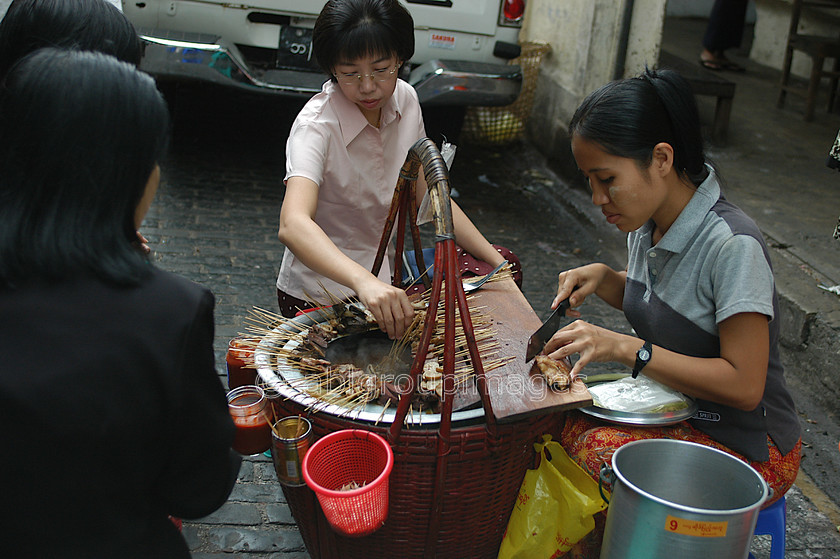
xmin=469 ymin=276 xmax=592 ymax=422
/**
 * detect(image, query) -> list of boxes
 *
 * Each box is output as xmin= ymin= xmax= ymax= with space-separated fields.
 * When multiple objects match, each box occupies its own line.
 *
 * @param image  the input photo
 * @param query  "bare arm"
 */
xmin=644 ymin=312 xmax=769 ymax=410
xmin=544 ymin=312 xmax=769 ymax=411
xmin=277 ymin=176 xmax=414 ymax=339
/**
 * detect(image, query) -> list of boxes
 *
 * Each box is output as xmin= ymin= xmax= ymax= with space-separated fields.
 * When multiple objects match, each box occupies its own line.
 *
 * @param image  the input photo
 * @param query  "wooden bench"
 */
xmin=658 ymin=50 xmax=737 ymax=144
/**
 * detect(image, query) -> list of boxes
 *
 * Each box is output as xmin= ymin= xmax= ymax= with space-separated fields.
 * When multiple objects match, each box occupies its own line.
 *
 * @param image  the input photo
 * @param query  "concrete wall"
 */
xmin=519 ymin=0 xmax=667 ymax=175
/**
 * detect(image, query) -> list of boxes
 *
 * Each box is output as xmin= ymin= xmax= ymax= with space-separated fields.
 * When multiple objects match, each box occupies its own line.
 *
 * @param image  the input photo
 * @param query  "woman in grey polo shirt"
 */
xmin=542 ymin=68 xmax=801 ymax=557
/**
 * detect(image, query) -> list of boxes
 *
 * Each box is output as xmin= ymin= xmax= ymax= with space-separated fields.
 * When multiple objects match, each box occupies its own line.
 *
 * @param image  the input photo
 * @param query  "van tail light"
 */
xmin=502 ymin=0 xmax=525 ymax=23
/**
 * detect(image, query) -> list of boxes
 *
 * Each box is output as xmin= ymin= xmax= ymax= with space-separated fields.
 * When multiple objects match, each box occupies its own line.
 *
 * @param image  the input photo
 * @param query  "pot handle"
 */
xmin=599 ymin=462 xmax=614 ymax=505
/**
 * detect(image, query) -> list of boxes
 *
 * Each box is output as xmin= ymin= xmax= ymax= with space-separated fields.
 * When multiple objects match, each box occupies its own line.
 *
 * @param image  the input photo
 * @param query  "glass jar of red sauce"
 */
xmin=227 ymin=385 xmax=272 ymax=455
xmin=226 ymin=337 xmax=257 ymax=390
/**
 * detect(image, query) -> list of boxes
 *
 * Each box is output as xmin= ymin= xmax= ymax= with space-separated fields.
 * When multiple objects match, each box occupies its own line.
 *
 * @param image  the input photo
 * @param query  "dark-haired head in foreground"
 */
xmin=0 ymin=47 xmax=169 ymax=288
xmin=0 ymin=0 xmax=141 ymax=79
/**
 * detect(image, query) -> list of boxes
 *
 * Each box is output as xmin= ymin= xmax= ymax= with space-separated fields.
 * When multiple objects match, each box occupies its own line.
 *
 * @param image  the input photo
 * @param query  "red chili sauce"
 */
xmin=226 ymin=338 xmax=257 ymax=390
xmin=229 ymin=392 xmax=271 ymax=455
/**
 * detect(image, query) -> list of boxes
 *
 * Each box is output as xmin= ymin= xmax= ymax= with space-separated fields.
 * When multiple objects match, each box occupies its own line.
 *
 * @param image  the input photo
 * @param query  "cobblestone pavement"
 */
xmin=142 ymin=84 xmax=840 ymax=557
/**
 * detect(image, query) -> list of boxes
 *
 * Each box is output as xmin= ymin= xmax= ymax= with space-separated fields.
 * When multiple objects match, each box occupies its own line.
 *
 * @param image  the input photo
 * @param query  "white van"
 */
xmin=122 ymin=0 xmax=526 ymax=110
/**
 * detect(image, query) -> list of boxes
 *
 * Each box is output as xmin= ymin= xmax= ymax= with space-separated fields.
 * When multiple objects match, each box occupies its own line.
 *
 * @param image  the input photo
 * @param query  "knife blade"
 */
xmin=525 ymin=297 xmax=571 ymax=362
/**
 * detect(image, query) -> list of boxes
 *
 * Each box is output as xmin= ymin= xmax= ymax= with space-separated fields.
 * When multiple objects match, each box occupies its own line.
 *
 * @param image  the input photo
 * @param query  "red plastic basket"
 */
xmin=302 ymin=429 xmax=394 ymax=537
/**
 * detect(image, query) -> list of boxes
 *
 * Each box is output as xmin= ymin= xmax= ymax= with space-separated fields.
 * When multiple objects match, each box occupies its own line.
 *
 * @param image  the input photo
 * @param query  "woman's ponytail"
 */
xmin=641 ymin=68 xmax=705 ymax=178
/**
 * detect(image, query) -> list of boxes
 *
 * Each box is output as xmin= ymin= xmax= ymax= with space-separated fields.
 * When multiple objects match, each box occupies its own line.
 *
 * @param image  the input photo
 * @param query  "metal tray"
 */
xmin=577 ymin=372 xmax=698 ymax=427
xmin=254 ymin=309 xmax=486 ymax=426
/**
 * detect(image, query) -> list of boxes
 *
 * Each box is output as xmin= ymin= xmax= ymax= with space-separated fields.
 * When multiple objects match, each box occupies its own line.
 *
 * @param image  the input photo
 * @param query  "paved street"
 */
xmin=143 ymin=80 xmax=840 ymax=557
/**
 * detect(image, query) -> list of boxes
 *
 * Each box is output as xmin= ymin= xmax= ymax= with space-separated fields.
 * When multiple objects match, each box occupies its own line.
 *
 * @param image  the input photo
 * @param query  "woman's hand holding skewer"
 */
xmin=354 ymin=276 xmax=415 ymax=340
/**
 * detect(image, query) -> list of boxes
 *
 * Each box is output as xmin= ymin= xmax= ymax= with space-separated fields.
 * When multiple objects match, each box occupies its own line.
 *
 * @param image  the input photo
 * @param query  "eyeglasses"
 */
xmin=333 ymin=62 xmax=401 ymax=86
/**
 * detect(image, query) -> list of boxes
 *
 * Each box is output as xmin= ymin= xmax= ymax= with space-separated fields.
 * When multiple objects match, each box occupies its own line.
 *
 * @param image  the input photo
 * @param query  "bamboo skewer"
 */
xmin=267 ymin=405 xmax=282 ymax=438
xmin=236 ymin=275 xmax=509 ymax=417
xmin=295 ymin=414 xmax=304 ymax=438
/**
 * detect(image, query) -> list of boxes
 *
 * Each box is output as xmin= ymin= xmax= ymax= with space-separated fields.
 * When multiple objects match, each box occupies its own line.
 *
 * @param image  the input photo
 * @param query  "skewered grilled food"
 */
xmin=244 ymin=279 xmax=514 ymax=418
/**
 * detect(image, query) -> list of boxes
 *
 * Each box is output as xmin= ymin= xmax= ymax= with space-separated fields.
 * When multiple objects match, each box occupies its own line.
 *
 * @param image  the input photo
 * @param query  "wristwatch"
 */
xmin=632 ymin=341 xmax=652 ymax=379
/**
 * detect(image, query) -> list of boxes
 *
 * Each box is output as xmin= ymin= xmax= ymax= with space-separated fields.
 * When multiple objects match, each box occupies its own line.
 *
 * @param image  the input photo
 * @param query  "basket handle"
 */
xmin=382 ymin=138 xmax=497 ymax=445
xmin=378 ymin=138 xmax=500 ymax=558
xmin=371 ymin=137 xmax=454 ymax=290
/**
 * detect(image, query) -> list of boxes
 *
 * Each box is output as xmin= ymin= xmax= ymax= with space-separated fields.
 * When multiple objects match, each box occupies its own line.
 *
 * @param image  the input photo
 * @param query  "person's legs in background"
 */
xmin=700 ymin=0 xmax=749 ymax=72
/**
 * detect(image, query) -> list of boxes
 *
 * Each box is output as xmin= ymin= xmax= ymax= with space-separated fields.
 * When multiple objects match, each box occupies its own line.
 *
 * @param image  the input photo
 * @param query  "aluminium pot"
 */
xmin=599 ymin=439 xmax=768 ymax=559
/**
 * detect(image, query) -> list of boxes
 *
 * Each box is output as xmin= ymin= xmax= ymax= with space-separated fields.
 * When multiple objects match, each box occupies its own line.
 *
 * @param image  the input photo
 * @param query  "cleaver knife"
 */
xmin=525 ymin=297 xmax=571 ymax=362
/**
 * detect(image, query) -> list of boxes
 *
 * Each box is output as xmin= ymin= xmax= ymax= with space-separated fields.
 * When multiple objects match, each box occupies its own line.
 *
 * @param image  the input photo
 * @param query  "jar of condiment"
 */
xmin=226 ymin=336 xmax=257 ymax=390
xmin=227 ymin=385 xmax=271 ymax=455
xmin=271 ymin=416 xmax=313 ymax=486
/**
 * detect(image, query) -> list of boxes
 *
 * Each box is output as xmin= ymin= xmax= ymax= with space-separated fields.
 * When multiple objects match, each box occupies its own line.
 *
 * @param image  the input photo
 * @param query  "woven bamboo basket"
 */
xmin=278 ymin=403 xmax=560 ymax=558
xmin=462 ymin=42 xmax=551 ymax=145
xmin=260 ymin=138 xmax=561 ymax=558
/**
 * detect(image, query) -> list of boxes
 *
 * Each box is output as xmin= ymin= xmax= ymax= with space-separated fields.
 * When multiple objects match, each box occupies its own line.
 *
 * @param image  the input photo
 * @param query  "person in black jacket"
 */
xmin=0 ymin=48 xmax=241 ymax=558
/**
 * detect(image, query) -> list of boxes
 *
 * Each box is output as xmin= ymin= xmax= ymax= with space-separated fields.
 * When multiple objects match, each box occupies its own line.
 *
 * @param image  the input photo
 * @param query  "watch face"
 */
xmin=638 ymin=348 xmax=650 ymax=361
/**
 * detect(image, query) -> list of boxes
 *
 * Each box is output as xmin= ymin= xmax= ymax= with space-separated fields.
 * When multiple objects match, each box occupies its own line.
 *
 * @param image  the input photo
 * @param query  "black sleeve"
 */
xmin=158 ymin=289 xmax=241 ymax=519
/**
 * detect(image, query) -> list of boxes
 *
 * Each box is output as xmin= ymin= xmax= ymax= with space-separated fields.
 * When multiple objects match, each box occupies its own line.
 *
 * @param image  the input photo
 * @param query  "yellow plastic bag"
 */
xmin=498 ymin=435 xmax=608 ymax=559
